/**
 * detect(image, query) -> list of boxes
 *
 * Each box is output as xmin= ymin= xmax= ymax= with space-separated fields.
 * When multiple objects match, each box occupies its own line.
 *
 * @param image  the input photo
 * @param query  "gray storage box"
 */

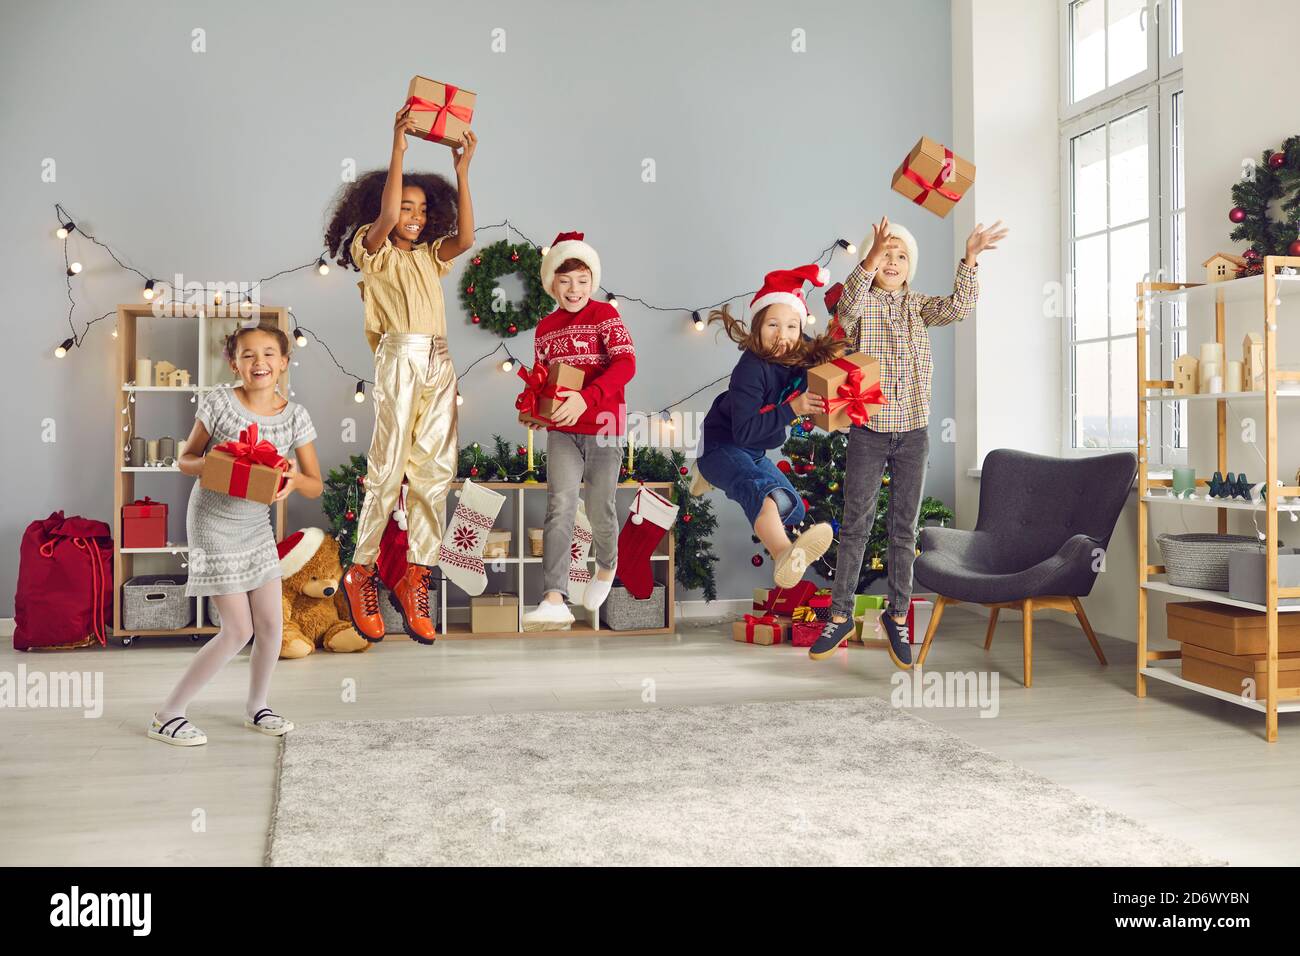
xmin=380 ymin=582 xmax=440 ymax=634
xmin=601 ymin=585 xmax=666 ymax=630
xmin=122 ymin=575 xmax=193 ymax=630
xmin=1228 ymin=548 xmax=1300 ymax=607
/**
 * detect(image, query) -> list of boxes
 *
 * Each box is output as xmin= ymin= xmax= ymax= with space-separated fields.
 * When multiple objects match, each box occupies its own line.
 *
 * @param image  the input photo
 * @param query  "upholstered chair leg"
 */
xmin=1022 ymin=598 xmax=1034 ymax=688
xmin=916 ymin=595 xmax=948 ymax=668
xmin=1071 ymin=596 xmax=1108 ymax=665
xmin=983 ymin=607 xmax=1000 ymax=651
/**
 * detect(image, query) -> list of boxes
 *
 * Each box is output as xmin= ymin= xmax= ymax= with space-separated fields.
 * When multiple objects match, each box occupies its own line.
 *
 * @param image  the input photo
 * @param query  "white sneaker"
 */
xmin=582 ymin=559 xmax=618 ymax=611
xmin=523 ymin=599 xmax=575 ymax=631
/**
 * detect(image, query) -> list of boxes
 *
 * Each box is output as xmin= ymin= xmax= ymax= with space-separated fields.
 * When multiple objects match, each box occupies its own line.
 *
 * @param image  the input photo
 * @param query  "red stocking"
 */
xmin=616 ymin=486 xmax=678 ymax=599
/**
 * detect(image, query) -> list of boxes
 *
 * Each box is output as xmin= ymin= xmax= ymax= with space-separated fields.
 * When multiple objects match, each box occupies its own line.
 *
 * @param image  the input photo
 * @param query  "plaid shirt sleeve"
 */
xmin=916 ymin=259 xmax=979 ymax=328
xmin=835 ymin=260 xmax=878 ymax=345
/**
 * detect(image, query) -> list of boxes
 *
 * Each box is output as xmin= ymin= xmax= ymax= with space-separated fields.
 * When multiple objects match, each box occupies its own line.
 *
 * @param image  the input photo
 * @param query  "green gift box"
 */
xmin=852 ymin=594 xmax=887 ymax=643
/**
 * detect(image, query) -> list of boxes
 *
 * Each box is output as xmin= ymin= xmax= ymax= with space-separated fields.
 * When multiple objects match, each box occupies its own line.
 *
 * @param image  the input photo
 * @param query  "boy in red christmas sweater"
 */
xmin=523 ymin=231 xmax=636 ymax=630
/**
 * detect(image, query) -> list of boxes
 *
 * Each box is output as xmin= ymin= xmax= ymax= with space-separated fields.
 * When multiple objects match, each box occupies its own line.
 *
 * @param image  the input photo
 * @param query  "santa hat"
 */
xmin=276 ymin=527 xmax=325 ymax=578
xmin=860 ymin=221 xmax=919 ymax=284
xmin=540 ymin=231 xmax=602 ymax=303
xmin=749 ymin=263 xmax=830 ymax=319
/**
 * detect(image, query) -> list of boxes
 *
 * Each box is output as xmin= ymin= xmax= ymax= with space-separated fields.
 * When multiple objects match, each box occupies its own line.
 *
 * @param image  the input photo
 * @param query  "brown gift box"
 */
xmin=806 ymin=353 xmax=882 ymax=431
xmin=470 ymin=592 xmax=518 ymax=633
xmin=199 ymin=450 xmax=286 ymax=505
xmin=891 ymin=136 xmax=975 ymax=218
xmin=404 ymin=75 xmax=476 ymax=148
xmin=732 ymin=616 xmax=787 ymax=646
xmin=1181 ymin=642 xmax=1300 ymax=702
xmin=1166 ymin=601 xmax=1300 ymax=655
xmin=518 ymin=362 xmax=585 ymax=428
xmin=483 ymin=530 xmax=512 ymax=559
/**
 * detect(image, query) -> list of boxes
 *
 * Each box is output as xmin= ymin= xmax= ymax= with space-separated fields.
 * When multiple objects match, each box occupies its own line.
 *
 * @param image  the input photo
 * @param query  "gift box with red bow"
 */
xmin=806 ymin=353 xmax=884 ymax=431
xmin=891 ymin=136 xmax=976 ymax=219
xmin=404 ymin=76 xmax=476 ymax=148
xmin=753 ymin=581 xmax=817 ymax=617
xmin=200 ymin=424 xmax=289 ymax=505
xmin=732 ymin=612 xmax=785 ymax=646
xmin=516 ymin=361 xmax=585 ymax=428
xmin=790 ymin=606 xmax=825 ymax=647
xmin=122 ymin=496 xmax=168 ymax=549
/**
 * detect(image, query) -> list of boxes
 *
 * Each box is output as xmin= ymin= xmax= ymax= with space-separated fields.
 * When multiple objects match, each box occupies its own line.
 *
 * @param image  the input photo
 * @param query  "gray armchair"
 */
xmin=913 ymin=448 xmax=1136 ymax=686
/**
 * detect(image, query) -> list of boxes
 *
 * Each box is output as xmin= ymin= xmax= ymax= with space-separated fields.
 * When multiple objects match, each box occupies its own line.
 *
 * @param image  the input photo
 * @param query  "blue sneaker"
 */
xmin=881 ymin=612 xmax=913 ymax=669
xmin=808 ymin=616 xmax=855 ymax=660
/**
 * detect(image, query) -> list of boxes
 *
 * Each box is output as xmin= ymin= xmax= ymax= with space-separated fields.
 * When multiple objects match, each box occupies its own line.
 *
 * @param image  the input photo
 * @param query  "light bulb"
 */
xmin=540 ymin=246 xmax=551 ymax=256
xmin=805 ymin=314 xmax=816 ymax=325
xmin=354 ymin=381 xmax=366 ymax=402
xmin=692 ymin=310 xmax=704 ymax=331
xmin=67 ymin=262 xmax=82 ymax=276
xmin=838 ymin=238 xmax=856 ymax=255
xmin=456 ymin=394 xmax=464 ymax=406
xmin=501 ymin=359 xmax=514 ymax=372
xmin=56 ymin=222 xmax=74 ymax=239
xmin=317 ymin=257 xmax=330 ymax=276
xmin=212 ymin=292 xmax=222 ymax=306
xmin=54 ymin=337 xmax=73 ymax=358
xmin=607 ymin=293 xmax=619 ymax=310
xmin=293 ymin=328 xmax=307 ymax=347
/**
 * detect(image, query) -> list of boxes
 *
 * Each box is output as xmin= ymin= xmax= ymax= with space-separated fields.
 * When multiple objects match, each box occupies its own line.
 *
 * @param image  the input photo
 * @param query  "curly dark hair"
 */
xmin=323 ymin=170 xmax=459 ymax=271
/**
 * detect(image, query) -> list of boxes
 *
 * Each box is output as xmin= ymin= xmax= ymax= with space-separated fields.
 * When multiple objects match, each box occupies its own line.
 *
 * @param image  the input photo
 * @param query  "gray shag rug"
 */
xmin=266 ymin=697 xmax=1221 ymax=866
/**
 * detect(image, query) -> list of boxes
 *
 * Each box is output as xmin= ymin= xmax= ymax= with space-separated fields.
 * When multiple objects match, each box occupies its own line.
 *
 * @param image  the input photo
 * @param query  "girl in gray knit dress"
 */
xmin=148 ymin=324 xmax=323 ymax=747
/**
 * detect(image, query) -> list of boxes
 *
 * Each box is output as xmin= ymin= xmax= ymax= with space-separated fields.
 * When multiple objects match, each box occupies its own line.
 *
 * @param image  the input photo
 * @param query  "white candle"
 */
xmin=1226 ymin=360 xmax=1243 ymax=392
xmin=135 ymin=358 xmax=152 ymax=387
xmin=1209 ymin=375 xmax=1224 ymax=394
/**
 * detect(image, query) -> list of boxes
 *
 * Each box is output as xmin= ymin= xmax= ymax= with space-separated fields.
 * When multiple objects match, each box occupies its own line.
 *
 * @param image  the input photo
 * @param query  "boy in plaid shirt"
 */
xmin=809 ymin=215 xmax=1007 ymax=668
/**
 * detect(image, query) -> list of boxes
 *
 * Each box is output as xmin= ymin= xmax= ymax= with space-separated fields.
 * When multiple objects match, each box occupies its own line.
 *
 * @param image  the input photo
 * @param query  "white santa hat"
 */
xmin=276 ymin=527 xmax=325 ymax=578
xmin=540 ymin=231 xmax=602 ymax=303
xmin=749 ymin=263 xmax=830 ymax=319
xmin=860 ymin=221 xmax=919 ymax=284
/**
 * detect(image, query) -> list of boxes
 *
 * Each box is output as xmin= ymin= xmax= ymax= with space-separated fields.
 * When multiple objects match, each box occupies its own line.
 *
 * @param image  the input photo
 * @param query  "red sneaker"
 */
xmin=393 ymin=564 xmax=438 ymax=644
xmin=342 ymin=563 xmax=385 ymax=642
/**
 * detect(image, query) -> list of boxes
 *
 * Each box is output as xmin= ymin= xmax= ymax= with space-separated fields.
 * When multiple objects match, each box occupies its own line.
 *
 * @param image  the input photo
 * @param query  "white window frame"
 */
xmin=1058 ymin=0 xmax=1183 ymax=458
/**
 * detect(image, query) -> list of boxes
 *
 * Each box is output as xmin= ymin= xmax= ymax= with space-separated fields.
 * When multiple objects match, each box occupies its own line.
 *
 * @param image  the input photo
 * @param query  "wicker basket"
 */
xmin=1156 ymin=533 xmax=1261 ymax=590
xmin=122 ymin=575 xmax=193 ymax=630
xmin=601 ymin=585 xmax=666 ymax=630
xmin=528 ymin=528 xmax=544 ymax=557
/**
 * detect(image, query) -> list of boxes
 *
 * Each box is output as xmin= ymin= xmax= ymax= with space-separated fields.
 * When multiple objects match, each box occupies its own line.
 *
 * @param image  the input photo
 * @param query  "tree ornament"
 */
xmin=517 ymin=446 xmax=526 ymax=456
xmin=777 ymin=459 xmax=792 ymax=474
xmin=345 ymin=510 xmax=355 ymax=521
xmin=1270 ymin=152 xmax=1287 ymax=169
xmin=1229 ymin=207 xmax=1247 ymax=224
xmin=829 ymin=482 xmax=839 ymax=492
xmin=470 ymin=466 xmax=479 ymax=477
xmin=1290 ymin=240 xmax=1300 ymax=257
xmin=472 ymin=314 xmax=481 ymax=324
xmin=1245 ymin=248 xmax=1261 ymax=261
xmin=357 ymin=475 xmax=365 ymax=486
xmin=466 ymin=284 xmax=475 ymax=295
xmin=751 ymin=554 xmax=764 ymax=567
xmin=510 ymin=251 xmax=520 ymax=262
xmin=679 ymin=466 xmax=689 ymax=476
xmin=801 ymin=420 xmax=814 ymax=432
xmin=472 ymin=256 xmax=482 ymax=266
xmin=507 ymin=324 xmax=517 ymax=334
xmin=682 ymin=513 xmax=693 ymax=523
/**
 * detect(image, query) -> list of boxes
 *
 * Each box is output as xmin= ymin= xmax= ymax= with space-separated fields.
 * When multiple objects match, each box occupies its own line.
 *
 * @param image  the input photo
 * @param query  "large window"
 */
xmin=1060 ymin=0 xmax=1182 ymax=455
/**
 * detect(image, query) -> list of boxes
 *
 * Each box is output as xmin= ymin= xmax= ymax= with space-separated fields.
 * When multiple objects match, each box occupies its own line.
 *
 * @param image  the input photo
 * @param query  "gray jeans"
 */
xmin=830 ymin=426 xmax=930 ymax=618
xmin=543 ymin=431 xmax=622 ymax=597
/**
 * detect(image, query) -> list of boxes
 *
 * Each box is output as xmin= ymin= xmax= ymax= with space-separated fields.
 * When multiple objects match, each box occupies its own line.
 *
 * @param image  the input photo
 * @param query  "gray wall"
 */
xmin=1 ymin=0 xmax=955 ymax=615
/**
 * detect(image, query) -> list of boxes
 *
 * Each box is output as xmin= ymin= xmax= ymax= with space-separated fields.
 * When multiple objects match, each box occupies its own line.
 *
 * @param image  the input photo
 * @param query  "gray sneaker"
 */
xmin=881 ymin=613 xmax=913 ymax=669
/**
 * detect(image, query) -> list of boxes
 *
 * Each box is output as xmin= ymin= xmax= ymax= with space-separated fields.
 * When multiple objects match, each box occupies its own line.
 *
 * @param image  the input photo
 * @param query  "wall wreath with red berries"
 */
xmin=1228 ymin=134 xmax=1300 ymax=274
xmin=458 ymin=239 xmax=551 ymax=338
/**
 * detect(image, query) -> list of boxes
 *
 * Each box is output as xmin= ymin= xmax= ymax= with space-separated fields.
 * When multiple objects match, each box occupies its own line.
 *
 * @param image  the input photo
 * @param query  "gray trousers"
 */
xmin=543 ymin=431 xmax=622 ymax=597
xmin=830 ymin=425 xmax=930 ymax=618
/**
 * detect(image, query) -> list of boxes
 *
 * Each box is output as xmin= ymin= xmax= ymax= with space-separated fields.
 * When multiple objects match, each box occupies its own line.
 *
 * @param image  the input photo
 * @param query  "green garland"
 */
xmin=1229 ymin=134 xmax=1300 ymax=271
xmin=318 ymin=438 xmax=720 ymax=599
xmin=779 ymin=427 xmax=953 ymax=592
xmin=458 ymin=239 xmax=551 ymax=338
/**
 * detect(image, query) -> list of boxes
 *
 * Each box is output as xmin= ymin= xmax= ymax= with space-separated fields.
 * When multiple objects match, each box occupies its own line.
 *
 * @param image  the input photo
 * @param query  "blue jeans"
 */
xmin=697 ymin=443 xmax=806 ymax=528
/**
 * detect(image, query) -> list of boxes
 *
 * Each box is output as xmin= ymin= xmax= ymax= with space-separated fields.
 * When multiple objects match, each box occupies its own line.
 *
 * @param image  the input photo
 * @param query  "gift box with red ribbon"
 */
xmin=516 ymin=361 xmax=585 ymax=428
xmin=891 ymin=136 xmax=975 ymax=219
xmin=790 ymin=606 xmax=825 ymax=647
xmin=809 ymin=591 xmax=833 ymax=622
xmin=731 ymin=612 xmax=785 ymax=646
xmin=753 ymin=581 xmax=817 ymax=617
xmin=806 ymin=353 xmax=885 ymax=431
xmin=200 ymin=423 xmax=289 ymax=505
xmin=404 ymin=76 xmax=476 ymax=148
xmin=122 ymin=496 xmax=168 ymax=549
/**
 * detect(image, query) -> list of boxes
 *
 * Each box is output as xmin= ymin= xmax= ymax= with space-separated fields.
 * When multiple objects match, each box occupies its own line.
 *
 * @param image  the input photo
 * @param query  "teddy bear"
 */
xmin=276 ymin=528 xmax=370 ymax=658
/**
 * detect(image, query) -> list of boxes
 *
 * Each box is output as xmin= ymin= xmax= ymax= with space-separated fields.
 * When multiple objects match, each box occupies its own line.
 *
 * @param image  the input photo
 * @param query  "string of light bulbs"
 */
xmin=49 ymin=204 xmax=858 ymax=420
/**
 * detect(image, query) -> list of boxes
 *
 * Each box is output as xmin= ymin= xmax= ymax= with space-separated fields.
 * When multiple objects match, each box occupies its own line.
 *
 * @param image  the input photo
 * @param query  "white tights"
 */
xmin=157 ymin=578 xmax=283 ymax=723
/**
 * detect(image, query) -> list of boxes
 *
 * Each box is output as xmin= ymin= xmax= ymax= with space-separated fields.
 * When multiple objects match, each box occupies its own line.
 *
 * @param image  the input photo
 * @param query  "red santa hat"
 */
xmin=540 ymin=231 xmax=602 ymax=303
xmin=750 ymin=263 xmax=830 ymax=319
xmin=276 ymin=527 xmax=325 ymax=578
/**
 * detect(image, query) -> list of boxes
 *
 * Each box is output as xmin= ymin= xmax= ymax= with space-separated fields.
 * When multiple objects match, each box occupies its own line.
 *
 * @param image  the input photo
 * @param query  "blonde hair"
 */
xmin=708 ymin=304 xmax=846 ymax=368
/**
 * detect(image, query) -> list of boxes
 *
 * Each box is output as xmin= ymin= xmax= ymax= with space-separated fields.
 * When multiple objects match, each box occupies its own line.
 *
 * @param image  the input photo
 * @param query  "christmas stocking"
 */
xmin=567 ymin=499 xmax=593 ymax=604
xmin=616 ymin=486 xmax=679 ymax=600
xmin=437 ymin=479 xmax=506 ymax=597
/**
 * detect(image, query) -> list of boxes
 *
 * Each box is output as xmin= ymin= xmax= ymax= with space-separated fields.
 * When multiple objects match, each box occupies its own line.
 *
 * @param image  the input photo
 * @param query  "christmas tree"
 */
xmin=779 ymin=425 xmax=954 ymax=592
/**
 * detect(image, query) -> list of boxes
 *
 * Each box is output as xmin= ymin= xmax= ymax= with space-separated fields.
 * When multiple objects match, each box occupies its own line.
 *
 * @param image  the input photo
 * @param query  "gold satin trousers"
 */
xmin=353 ymin=333 xmax=458 ymax=567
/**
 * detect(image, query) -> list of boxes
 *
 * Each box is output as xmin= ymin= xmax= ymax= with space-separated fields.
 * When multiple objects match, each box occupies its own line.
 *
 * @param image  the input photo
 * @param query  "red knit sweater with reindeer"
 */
xmin=532 ymin=299 xmax=636 ymax=436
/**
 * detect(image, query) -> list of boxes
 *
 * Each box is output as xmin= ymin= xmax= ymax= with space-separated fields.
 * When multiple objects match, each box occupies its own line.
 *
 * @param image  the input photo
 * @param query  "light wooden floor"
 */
xmin=2 ymin=608 xmax=1296 ymax=866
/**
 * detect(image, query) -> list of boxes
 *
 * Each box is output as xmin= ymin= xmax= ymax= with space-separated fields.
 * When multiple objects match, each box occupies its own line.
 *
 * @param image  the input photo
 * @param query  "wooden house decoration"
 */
xmin=153 ymin=360 xmax=177 ymax=387
xmin=1172 ymin=354 xmax=1199 ymax=395
xmin=1243 ymin=332 xmax=1265 ymax=390
xmin=170 ymin=369 xmax=191 ymax=387
xmin=1203 ymin=253 xmax=1247 ymax=284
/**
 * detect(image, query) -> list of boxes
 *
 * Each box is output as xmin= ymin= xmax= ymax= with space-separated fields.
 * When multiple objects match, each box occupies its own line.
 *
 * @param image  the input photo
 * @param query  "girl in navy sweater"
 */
xmin=698 ymin=264 xmax=846 ymax=587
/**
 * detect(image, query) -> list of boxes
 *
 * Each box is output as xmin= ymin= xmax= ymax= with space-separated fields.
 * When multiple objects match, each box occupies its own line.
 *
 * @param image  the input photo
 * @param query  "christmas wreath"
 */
xmin=459 ymin=239 xmax=551 ymax=337
xmin=1228 ymin=134 xmax=1300 ymax=276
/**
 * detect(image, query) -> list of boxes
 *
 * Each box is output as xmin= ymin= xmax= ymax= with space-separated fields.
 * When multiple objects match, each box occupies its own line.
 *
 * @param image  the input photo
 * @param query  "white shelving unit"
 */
xmin=112 ymin=302 xmax=290 ymax=645
xmin=1136 ymin=261 xmax=1300 ymax=741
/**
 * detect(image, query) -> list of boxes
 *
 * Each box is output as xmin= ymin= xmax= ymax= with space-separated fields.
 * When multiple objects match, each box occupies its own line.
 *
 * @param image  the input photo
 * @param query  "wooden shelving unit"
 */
xmin=112 ymin=303 xmax=290 ymax=645
xmin=1136 ymin=258 xmax=1300 ymax=741
xmin=434 ymin=480 xmax=676 ymax=639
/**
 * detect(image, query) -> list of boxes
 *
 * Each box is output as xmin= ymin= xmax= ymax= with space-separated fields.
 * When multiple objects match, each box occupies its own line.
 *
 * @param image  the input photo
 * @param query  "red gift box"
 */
xmin=790 ymin=620 xmax=824 ymax=648
xmin=753 ymin=581 xmax=817 ymax=617
xmin=809 ymin=592 xmax=833 ymax=622
xmin=122 ymin=496 xmax=167 ymax=549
